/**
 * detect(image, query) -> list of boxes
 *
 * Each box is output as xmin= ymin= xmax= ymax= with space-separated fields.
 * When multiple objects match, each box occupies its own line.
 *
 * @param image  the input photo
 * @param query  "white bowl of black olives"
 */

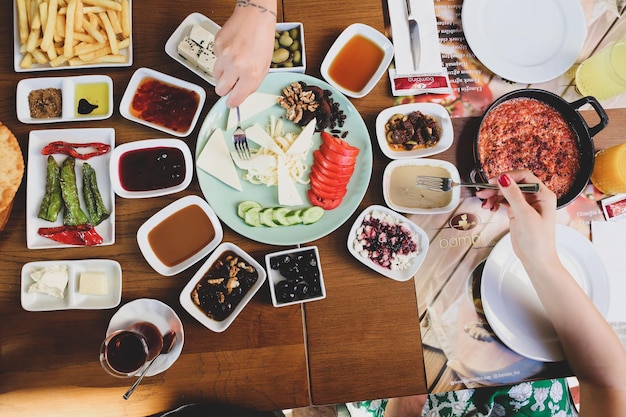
xmin=265 ymin=246 xmax=325 ymax=307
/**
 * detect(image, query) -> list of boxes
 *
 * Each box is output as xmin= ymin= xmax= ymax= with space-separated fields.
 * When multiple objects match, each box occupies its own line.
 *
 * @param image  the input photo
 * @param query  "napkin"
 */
xmin=591 ymin=220 xmax=626 ymax=323
xmin=387 ymin=0 xmax=451 ymax=95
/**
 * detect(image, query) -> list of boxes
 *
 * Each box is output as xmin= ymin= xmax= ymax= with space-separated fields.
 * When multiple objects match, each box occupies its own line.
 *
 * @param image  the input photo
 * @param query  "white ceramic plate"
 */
xmin=375 ymin=103 xmax=453 ymax=159
xmin=165 ymin=13 xmax=221 ymax=86
xmin=347 ymin=205 xmax=430 ymax=281
xmin=461 ymin=0 xmax=586 ymax=84
xmin=195 ymin=72 xmax=372 ymax=246
xmin=265 ymin=246 xmax=326 ymax=307
xmin=383 ymin=159 xmax=461 ymax=214
xmin=13 ymin=0 xmax=133 ymax=72
xmin=137 ymin=195 xmax=223 ymax=276
xmin=21 ymin=259 xmax=122 ymax=311
xmin=16 ymin=75 xmax=113 ymax=124
xmin=320 ymin=23 xmax=394 ymax=98
xmin=106 ymin=299 xmax=184 ymax=377
xmin=481 ymin=225 xmax=610 ymax=362
xmin=119 ymin=67 xmax=206 ymax=137
xmin=109 ymin=138 xmax=193 ymax=198
xmin=26 ymin=128 xmax=115 ymax=249
xmin=179 ymin=242 xmax=267 ymax=332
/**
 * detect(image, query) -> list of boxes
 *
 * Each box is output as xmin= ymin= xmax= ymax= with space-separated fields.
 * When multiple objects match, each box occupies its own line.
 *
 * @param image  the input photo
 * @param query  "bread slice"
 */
xmin=0 ymin=122 xmax=25 ymax=214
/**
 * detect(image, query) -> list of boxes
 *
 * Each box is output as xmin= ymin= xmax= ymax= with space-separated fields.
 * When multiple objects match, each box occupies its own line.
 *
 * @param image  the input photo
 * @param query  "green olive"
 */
xmin=272 ymin=48 xmax=290 ymax=64
xmin=278 ymin=32 xmax=294 ymax=47
xmin=289 ymin=28 xmax=299 ymax=39
xmin=274 ymin=30 xmax=280 ymax=39
xmin=274 ymin=39 xmax=279 ymax=50
xmin=289 ymin=40 xmax=300 ymax=52
xmin=283 ymin=61 xmax=294 ymax=68
xmin=293 ymin=50 xmax=301 ymax=64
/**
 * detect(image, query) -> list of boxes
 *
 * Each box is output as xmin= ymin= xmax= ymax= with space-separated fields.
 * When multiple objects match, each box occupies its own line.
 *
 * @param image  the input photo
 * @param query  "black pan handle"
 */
xmin=570 ymin=96 xmax=609 ymax=137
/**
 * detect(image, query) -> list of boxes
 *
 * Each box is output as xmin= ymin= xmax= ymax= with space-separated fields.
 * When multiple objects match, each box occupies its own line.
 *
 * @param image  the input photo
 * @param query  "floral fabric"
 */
xmin=346 ymin=379 xmax=578 ymax=417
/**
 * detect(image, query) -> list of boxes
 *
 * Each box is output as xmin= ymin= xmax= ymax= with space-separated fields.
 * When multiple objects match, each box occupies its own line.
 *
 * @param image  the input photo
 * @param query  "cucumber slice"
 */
xmin=272 ymin=207 xmax=291 ymax=226
xmin=244 ymin=207 xmax=262 ymax=226
xmin=301 ymin=206 xmax=325 ymax=224
xmin=238 ymin=200 xmax=262 ymax=218
xmin=260 ymin=208 xmax=278 ymax=227
xmin=285 ymin=209 xmax=303 ymax=225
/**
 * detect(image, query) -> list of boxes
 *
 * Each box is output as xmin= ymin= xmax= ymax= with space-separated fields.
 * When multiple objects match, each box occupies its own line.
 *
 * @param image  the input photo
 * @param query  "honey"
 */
xmin=328 ymin=34 xmax=384 ymax=93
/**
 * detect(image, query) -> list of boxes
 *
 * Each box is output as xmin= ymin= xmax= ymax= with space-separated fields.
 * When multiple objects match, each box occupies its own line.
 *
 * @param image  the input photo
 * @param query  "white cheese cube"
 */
xmin=177 ymin=36 xmax=202 ymax=64
xmin=79 ymin=271 xmax=109 ymax=296
xmin=197 ymin=48 xmax=217 ymax=75
xmin=189 ymin=24 xmax=215 ymax=48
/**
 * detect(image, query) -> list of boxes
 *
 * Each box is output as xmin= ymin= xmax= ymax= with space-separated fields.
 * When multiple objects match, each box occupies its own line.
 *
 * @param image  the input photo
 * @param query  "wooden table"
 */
xmin=1 ymin=0 xmax=625 ymax=416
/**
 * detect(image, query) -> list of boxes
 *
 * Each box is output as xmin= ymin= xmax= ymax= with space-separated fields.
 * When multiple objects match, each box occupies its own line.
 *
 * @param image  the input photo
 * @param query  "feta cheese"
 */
xmin=28 ymin=265 xmax=69 ymax=299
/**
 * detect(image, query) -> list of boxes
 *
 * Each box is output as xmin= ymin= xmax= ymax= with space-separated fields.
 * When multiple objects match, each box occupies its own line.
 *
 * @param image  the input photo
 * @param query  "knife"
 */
xmin=405 ymin=0 xmax=421 ymax=72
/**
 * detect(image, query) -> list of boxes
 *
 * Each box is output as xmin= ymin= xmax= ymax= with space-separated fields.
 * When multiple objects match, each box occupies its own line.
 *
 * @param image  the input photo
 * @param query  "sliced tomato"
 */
xmin=321 ymin=131 xmax=360 ymax=157
xmin=309 ymin=178 xmax=347 ymax=200
xmin=311 ymin=164 xmax=352 ymax=185
xmin=320 ymin=144 xmax=357 ymax=166
xmin=313 ymin=150 xmax=355 ymax=175
xmin=308 ymin=189 xmax=342 ymax=210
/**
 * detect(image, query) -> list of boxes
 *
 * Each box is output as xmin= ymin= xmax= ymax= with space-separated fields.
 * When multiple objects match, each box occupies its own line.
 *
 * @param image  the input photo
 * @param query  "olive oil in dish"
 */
xmin=327 ymin=34 xmax=385 ymax=93
xmin=74 ymin=82 xmax=109 ymax=116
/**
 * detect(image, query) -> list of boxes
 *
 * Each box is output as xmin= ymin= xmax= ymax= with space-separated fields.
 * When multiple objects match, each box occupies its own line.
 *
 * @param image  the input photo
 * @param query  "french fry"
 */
xmin=78 ymin=45 xmax=111 ymax=62
xmin=82 ymin=16 xmax=106 ymax=43
xmin=121 ymin=0 xmax=130 ymax=38
xmin=64 ymin=0 xmax=77 ymax=58
xmin=82 ymin=0 xmax=121 ymax=11
xmin=106 ymin=8 xmax=121 ymax=34
xmin=20 ymin=53 xmax=34 ymax=69
xmin=17 ymin=0 xmax=29 ymax=44
xmin=41 ymin=0 xmax=59 ymax=53
xmin=98 ymin=12 xmax=117 ymax=55
xmin=74 ymin=0 xmax=83 ymax=32
xmin=25 ymin=13 xmax=42 ymax=53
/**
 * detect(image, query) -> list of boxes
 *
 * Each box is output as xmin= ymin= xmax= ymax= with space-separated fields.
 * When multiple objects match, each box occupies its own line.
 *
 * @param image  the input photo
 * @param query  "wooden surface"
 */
xmin=1 ymin=0 xmax=626 ymax=416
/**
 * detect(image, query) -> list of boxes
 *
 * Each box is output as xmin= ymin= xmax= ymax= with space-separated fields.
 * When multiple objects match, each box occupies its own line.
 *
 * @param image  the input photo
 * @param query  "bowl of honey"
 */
xmin=320 ymin=23 xmax=394 ymax=99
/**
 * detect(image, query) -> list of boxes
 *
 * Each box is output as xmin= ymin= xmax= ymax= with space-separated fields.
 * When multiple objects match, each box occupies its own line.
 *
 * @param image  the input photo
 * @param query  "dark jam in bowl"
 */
xmin=130 ymin=77 xmax=200 ymax=132
xmin=119 ymin=146 xmax=185 ymax=192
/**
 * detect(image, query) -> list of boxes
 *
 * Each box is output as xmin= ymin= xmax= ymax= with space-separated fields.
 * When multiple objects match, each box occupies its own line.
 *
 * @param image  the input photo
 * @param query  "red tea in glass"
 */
xmin=100 ymin=321 xmax=163 ymax=377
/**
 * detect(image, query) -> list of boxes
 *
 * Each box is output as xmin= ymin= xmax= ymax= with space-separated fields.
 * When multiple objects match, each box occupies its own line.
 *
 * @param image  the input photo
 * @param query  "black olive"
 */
xmin=270 ymin=256 xmax=281 ymax=270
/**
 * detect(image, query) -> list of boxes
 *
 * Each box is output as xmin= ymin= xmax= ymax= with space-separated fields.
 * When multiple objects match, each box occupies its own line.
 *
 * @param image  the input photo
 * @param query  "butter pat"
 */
xmin=28 ymin=265 xmax=69 ymax=299
xmin=79 ymin=271 xmax=109 ymax=296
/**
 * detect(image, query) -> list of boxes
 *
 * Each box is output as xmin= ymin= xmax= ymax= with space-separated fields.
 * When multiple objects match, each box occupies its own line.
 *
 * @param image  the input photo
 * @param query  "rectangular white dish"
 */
xmin=21 ymin=259 xmax=122 ymax=311
xmin=26 ymin=128 xmax=116 ymax=249
xmin=16 ymin=75 xmax=113 ymax=124
xmin=13 ymin=0 xmax=133 ymax=72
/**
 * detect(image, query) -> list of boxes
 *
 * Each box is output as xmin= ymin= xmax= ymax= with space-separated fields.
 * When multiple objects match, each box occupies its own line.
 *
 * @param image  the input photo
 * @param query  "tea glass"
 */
xmin=100 ymin=321 xmax=163 ymax=377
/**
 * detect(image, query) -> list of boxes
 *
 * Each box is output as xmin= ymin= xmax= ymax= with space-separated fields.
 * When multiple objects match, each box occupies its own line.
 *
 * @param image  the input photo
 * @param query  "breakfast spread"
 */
xmin=28 ymin=265 xmax=69 ymax=299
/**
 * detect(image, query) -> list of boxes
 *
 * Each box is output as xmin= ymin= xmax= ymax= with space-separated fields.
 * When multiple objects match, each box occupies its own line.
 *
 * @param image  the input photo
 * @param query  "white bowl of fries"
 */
xmin=14 ymin=0 xmax=133 ymax=72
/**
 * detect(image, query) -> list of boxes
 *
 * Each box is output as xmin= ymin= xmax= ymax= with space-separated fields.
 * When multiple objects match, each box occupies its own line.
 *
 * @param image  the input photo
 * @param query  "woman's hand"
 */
xmin=212 ymin=1 xmax=277 ymax=108
xmin=476 ymin=170 xmax=558 ymax=267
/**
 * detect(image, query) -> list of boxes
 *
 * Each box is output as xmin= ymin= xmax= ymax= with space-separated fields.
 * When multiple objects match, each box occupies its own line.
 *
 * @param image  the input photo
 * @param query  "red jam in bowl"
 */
xmin=130 ymin=77 xmax=200 ymax=133
xmin=119 ymin=146 xmax=186 ymax=192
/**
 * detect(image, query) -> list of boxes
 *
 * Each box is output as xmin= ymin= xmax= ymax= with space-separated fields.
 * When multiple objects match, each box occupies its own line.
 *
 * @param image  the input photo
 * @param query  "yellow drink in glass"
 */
xmin=591 ymin=143 xmax=626 ymax=195
xmin=575 ymin=37 xmax=626 ymax=101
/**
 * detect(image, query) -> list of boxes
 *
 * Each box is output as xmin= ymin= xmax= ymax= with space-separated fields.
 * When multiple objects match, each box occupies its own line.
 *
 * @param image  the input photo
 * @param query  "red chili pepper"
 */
xmin=41 ymin=141 xmax=111 ymax=160
xmin=38 ymin=224 xmax=104 ymax=246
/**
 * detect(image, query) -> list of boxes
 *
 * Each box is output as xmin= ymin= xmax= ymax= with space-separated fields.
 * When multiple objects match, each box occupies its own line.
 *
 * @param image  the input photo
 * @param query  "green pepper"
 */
xmin=60 ymin=157 xmax=89 ymax=226
xmin=82 ymin=162 xmax=110 ymax=225
xmin=37 ymin=156 xmax=63 ymax=222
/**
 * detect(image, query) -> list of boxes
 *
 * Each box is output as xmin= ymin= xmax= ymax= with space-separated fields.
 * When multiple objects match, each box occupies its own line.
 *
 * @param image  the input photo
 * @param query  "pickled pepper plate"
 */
xmin=26 ymin=129 xmax=115 ymax=249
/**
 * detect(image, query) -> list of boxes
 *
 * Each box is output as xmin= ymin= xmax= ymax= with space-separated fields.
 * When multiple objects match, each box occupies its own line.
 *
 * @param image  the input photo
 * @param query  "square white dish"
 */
xmin=375 ymin=103 xmax=453 ymax=159
xmin=320 ymin=23 xmax=394 ymax=98
xmin=347 ymin=205 xmax=429 ymax=281
xmin=270 ymin=22 xmax=306 ymax=73
xmin=165 ymin=12 xmax=221 ymax=86
xmin=26 ymin=128 xmax=115 ymax=249
xmin=16 ymin=75 xmax=113 ymax=124
xmin=21 ymin=259 xmax=122 ymax=311
xmin=109 ymin=138 xmax=193 ymax=198
xmin=383 ymin=158 xmax=461 ymax=214
xmin=13 ymin=0 xmax=133 ymax=72
xmin=265 ymin=246 xmax=326 ymax=307
xmin=179 ymin=242 xmax=267 ymax=332
xmin=119 ymin=67 xmax=206 ymax=137
xmin=137 ymin=195 xmax=223 ymax=276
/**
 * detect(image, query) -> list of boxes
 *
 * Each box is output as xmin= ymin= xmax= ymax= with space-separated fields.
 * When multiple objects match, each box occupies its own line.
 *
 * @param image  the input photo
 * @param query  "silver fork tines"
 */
xmin=415 ymin=175 xmax=540 ymax=193
xmin=233 ymin=106 xmax=251 ymax=160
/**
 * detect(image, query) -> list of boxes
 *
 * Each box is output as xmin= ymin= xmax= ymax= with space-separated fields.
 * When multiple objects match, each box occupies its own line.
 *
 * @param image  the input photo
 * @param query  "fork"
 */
xmin=415 ymin=175 xmax=540 ymax=193
xmin=233 ymin=106 xmax=250 ymax=160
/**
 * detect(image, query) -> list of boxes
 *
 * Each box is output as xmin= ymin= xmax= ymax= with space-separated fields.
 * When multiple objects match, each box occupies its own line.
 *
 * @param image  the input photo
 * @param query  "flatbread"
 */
xmin=0 ymin=200 xmax=13 ymax=232
xmin=0 ymin=122 xmax=25 ymax=214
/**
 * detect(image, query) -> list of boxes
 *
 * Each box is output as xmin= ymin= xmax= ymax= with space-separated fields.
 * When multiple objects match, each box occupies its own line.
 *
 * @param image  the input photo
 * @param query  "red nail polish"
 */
xmin=498 ymin=174 xmax=511 ymax=187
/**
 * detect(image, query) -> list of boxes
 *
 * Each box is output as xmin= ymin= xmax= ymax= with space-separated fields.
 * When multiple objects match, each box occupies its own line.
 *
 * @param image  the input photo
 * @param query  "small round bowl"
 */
xmin=120 ymin=67 xmax=206 ymax=137
xmin=265 ymin=246 xmax=326 ymax=307
xmin=376 ymin=103 xmax=453 ymax=159
xmin=347 ymin=205 xmax=429 ymax=281
xmin=383 ymin=159 xmax=461 ymax=214
xmin=320 ymin=23 xmax=394 ymax=98
xmin=137 ymin=195 xmax=223 ymax=276
xmin=109 ymin=138 xmax=193 ymax=199
xmin=179 ymin=242 xmax=267 ymax=332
